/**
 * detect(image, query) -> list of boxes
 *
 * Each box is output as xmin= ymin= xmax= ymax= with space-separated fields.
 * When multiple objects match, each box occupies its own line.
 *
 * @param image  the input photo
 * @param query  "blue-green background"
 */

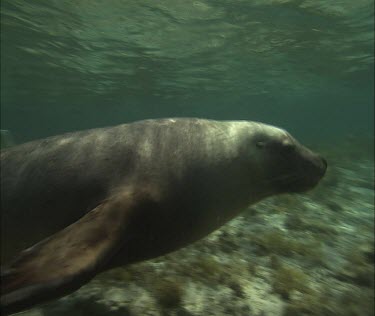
xmin=1 ymin=0 xmax=373 ymax=145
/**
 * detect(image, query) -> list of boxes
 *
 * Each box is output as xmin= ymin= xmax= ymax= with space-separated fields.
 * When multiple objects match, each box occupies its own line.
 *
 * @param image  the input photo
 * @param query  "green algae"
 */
xmin=253 ymin=229 xmax=324 ymax=264
xmin=335 ymin=245 xmax=375 ymax=288
xmin=153 ymin=279 xmax=184 ymax=309
xmin=283 ymin=285 xmax=374 ymax=316
xmin=272 ymin=264 xmax=310 ymax=300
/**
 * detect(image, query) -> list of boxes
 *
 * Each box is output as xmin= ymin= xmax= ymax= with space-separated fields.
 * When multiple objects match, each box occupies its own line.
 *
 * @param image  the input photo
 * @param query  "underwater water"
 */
xmin=0 ymin=1 xmax=374 ymax=316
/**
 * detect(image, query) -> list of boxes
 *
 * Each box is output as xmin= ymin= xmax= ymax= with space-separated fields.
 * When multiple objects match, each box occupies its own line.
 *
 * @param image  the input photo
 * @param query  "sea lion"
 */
xmin=0 ymin=118 xmax=327 ymax=314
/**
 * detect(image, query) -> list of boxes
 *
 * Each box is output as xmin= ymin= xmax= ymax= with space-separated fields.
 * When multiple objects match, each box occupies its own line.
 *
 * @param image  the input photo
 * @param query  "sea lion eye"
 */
xmin=256 ymin=141 xmax=265 ymax=149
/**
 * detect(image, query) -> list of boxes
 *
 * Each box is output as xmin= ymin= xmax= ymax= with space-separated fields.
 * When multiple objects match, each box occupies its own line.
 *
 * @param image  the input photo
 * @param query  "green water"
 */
xmin=1 ymin=0 xmax=373 ymax=145
xmin=1 ymin=1 xmax=374 ymax=316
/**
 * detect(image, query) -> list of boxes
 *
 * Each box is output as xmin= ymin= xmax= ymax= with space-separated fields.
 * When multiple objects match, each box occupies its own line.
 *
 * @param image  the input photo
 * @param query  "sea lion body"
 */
xmin=0 ymin=118 xmax=326 ymax=314
xmin=2 ymin=119 xmax=262 ymax=261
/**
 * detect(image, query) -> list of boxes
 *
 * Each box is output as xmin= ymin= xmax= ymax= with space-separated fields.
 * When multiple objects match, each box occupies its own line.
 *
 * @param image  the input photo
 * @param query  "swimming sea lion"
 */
xmin=0 ymin=118 xmax=327 ymax=314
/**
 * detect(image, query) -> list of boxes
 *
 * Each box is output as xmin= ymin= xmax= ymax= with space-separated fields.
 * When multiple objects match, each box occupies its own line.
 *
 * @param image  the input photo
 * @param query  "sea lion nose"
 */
xmin=318 ymin=155 xmax=327 ymax=176
xmin=321 ymin=156 xmax=328 ymax=169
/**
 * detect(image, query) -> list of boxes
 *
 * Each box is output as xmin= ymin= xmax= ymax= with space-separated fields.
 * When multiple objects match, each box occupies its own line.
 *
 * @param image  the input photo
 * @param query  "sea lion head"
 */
xmin=241 ymin=122 xmax=327 ymax=195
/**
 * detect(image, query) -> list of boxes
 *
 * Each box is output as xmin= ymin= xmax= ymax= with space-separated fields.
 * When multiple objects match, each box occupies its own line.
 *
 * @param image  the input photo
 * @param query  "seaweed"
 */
xmin=335 ymin=246 xmax=375 ymax=288
xmin=194 ymin=257 xmax=226 ymax=279
xmin=283 ymin=285 xmax=375 ymax=316
xmin=153 ymin=279 xmax=184 ymax=309
xmin=253 ymin=229 xmax=324 ymax=264
xmin=272 ymin=264 xmax=310 ymax=300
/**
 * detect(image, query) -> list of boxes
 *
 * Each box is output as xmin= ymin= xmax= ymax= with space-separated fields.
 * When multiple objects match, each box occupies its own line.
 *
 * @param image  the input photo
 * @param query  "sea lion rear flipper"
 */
xmin=1 ymin=190 xmax=148 ymax=315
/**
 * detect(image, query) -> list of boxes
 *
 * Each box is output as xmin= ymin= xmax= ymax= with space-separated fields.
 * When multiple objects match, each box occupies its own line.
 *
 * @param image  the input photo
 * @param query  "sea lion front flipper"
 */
xmin=1 ymin=189 xmax=151 ymax=315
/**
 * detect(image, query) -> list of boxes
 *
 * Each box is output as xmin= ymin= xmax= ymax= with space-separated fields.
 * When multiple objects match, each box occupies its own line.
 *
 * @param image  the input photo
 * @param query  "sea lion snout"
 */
xmin=300 ymin=146 xmax=327 ymax=177
xmin=258 ymin=131 xmax=327 ymax=194
xmin=320 ymin=156 xmax=328 ymax=171
xmin=282 ymin=144 xmax=327 ymax=193
xmin=306 ymin=153 xmax=327 ymax=186
xmin=316 ymin=155 xmax=327 ymax=179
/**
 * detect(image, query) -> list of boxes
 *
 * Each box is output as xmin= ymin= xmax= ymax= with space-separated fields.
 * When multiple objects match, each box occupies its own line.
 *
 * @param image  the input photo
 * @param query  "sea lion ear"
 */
xmin=0 ymin=189 xmax=145 ymax=315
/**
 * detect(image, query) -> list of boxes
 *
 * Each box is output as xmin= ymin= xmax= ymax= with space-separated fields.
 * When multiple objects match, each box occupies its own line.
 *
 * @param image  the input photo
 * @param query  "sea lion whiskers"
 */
xmin=263 ymin=173 xmax=302 ymax=184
